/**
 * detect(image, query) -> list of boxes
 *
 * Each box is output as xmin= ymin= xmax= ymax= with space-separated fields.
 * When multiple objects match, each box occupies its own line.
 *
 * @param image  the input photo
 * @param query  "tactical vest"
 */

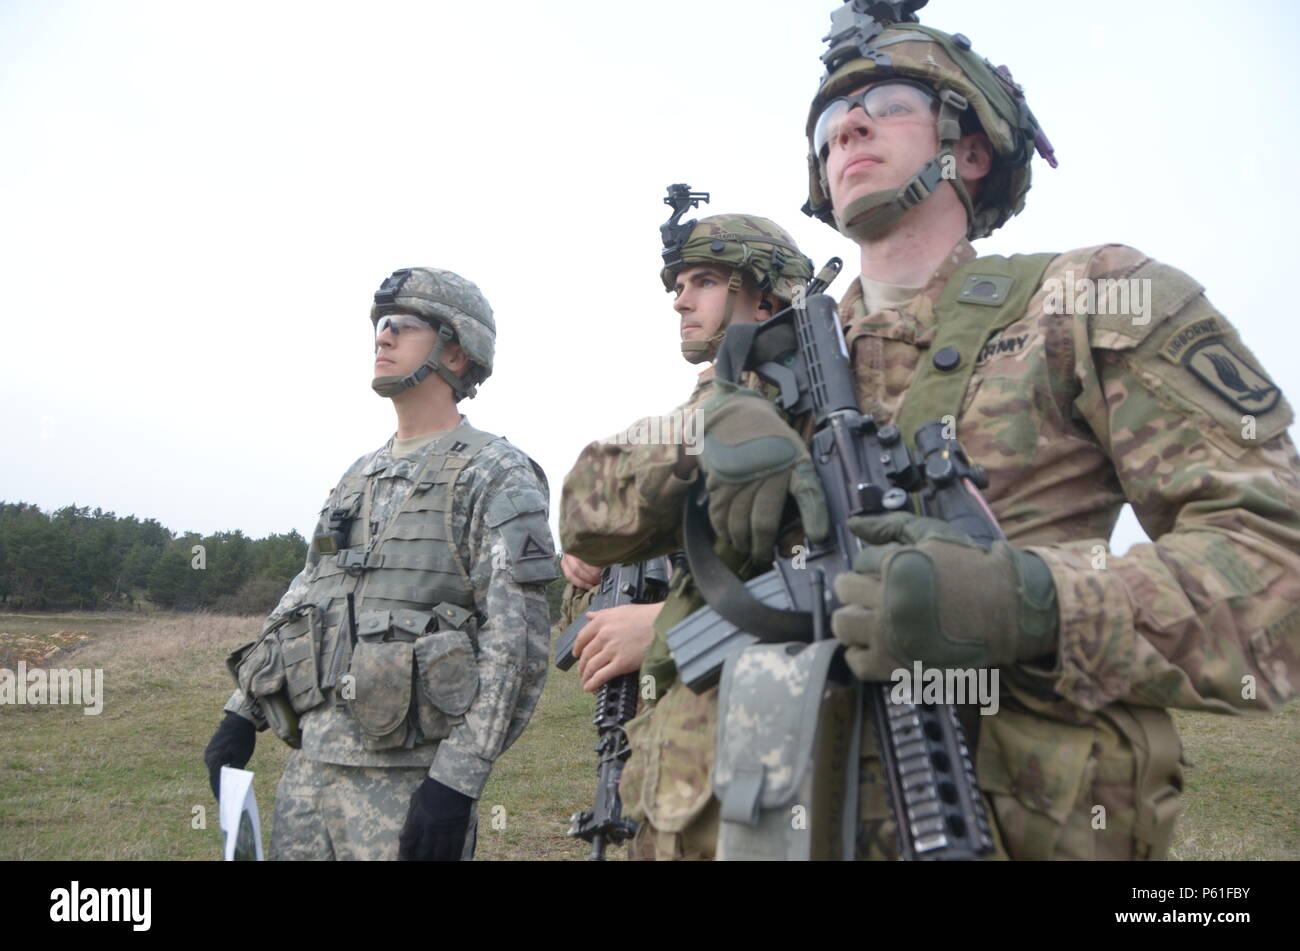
xmin=231 ymin=422 xmax=499 ymax=752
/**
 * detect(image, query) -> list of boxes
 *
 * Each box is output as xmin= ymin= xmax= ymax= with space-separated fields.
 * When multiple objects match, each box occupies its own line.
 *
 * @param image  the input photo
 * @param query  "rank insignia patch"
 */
xmin=1184 ymin=340 xmax=1280 ymax=414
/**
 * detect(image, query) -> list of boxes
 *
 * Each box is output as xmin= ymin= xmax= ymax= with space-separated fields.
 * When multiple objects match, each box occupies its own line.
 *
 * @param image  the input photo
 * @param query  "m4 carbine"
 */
xmin=667 ymin=289 xmax=996 ymax=860
xmin=555 ymin=558 xmax=671 ymax=860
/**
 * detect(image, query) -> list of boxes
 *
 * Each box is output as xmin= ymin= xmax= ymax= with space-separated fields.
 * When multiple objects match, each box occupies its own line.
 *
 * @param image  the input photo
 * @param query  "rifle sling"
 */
xmin=682 ymin=480 xmax=811 ymax=642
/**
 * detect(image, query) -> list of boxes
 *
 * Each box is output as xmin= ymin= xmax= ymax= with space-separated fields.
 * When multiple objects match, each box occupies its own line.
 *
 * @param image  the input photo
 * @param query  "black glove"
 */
xmin=399 ymin=777 xmax=474 ymax=861
xmin=203 ymin=712 xmax=257 ymax=799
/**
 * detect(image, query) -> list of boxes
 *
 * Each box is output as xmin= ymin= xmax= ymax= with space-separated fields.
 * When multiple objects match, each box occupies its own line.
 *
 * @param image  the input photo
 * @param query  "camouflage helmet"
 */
xmin=804 ymin=1 xmax=1057 ymax=241
xmin=660 ymin=214 xmax=814 ymax=304
xmin=659 ymin=190 xmax=815 ymax=364
xmin=369 ymin=267 xmax=496 ymax=400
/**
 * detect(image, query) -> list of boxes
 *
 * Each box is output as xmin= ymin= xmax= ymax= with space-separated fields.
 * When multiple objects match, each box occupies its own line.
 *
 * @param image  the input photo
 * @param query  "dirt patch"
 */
xmin=0 ymin=631 xmax=94 ymax=667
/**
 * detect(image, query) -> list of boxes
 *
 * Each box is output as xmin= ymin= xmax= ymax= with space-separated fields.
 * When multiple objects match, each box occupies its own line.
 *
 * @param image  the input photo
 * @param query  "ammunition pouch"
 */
xmin=347 ymin=604 xmax=481 ymax=750
xmin=618 ymin=682 xmax=718 ymax=835
xmin=226 ymin=608 xmax=327 ymax=750
xmin=713 ymin=640 xmax=861 ymax=861
xmin=976 ymin=703 xmax=1183 ymax=860
xmin=277 ymin=606 xmax=327 ymax=715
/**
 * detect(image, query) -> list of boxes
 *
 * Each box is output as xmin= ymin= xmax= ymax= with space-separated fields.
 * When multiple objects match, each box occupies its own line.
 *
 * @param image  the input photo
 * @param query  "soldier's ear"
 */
xmin=757 ymin=294 xmax=776 ymax=319
xmin=443 ymin=342 xmax=468 ymax=373
xmin=956 ymin=131 xmax=993 ymax=185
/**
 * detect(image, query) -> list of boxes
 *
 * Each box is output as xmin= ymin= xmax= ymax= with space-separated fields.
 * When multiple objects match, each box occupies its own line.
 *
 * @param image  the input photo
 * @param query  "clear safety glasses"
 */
xmin=374 ymin=313 xmax=436 ymax=341
xmin=813 ymin=81 xmax=939 ymax=161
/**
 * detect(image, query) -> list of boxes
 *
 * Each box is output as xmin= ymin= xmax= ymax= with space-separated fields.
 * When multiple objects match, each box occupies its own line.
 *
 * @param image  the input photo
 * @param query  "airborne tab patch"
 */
xmin=1160 ymin=316 xmax=1224 ymax=364
xmin=1184 ymin=339 xmax=1280 ymax=414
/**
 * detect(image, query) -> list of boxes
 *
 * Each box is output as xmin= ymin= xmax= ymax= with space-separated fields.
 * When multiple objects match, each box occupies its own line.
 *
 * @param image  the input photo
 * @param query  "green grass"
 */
xmin=0 ymin=611 xmax=1293 ymax=860
xmin=0 ymin=612 xmax=613 ymax=860
xmin=1168 ymin=705 xmax=1300 ymax=860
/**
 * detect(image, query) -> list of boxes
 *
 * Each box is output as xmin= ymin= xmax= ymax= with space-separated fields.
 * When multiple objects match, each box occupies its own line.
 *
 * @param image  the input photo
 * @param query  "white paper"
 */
xmin=218 ymin=766 xmax=264 ymax=861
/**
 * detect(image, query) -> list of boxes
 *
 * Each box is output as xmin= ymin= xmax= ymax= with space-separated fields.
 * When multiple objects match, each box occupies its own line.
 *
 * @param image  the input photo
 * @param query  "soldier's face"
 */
xmin=822 ymin=82 xmax=941 ymax=216
xmin=374 ymin=313 xmax=438 ymax=378
xmin=672 ymin=265 xmax=765 ymax=342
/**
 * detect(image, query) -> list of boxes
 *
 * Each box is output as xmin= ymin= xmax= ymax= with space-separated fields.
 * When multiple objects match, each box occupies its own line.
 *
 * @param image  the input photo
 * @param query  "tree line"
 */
xmin=0 ymin=502 xmax=308 ymax=615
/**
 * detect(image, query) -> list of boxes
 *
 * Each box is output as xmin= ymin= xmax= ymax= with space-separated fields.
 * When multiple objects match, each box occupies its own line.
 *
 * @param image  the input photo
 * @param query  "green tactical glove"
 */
xmin=697 ymin=379 xmax=829 ymax=558
xmin=830 ymin=511 xmax=1059 ymax=681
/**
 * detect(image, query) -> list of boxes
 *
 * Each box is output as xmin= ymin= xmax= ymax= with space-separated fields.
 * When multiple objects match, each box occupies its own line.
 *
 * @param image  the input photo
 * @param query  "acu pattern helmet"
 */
xmin=804 ymin=0 xmax=1058 ymax=241
xmin=370 ymin=266 xmax=496 ymax=400
xmin=660 ymin=184 xmax=814 ymax=364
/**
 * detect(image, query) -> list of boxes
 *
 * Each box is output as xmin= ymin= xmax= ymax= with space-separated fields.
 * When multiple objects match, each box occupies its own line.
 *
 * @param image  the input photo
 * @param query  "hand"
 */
xmin=399 ymin=777 xmax=474 ymax=861
xmin=573 ymin=602 xmax=663 ymax=692
xmin=830 ymin=511 xmax=1059 ymax=681
xmin=203 ymin=712 xmax=257 ymax=799
xmin=697 ymin=379 xmax=829 ymax=558
xmin=562 ymin=552 xmax=603 ymax=590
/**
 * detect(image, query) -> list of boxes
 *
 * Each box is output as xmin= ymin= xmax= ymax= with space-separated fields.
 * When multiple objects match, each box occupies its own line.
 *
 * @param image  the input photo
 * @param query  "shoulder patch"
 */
xmin=1182 ymin=340 xmax=1281 ymax=415
xmin=485 ymin=486 xmax=557 ymax=584
xmin=1121 ymin=292 xmax=1293 ymax=449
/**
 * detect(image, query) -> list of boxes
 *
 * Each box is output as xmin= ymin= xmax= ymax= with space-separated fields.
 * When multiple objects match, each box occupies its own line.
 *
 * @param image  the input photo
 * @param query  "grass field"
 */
xmin=0 ymin=612 xmax=1295 ymax=860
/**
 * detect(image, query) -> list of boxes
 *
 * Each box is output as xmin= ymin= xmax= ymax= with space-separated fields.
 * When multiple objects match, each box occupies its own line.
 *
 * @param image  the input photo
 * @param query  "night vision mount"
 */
xmin=821 ymin=0 xmax=927 ymax=74
xmin=660 ymin=183 xmax=710 ymax=272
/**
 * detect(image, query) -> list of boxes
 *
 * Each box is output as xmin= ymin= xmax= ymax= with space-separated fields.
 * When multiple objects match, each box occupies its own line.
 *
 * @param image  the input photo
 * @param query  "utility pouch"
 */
xmin=347 ymin=637 xmax=415 ymax=750
xmin=412 ymin=606 xmax=480 ymax=741
xmin=977 ymin=707 xmax=1098 ymax=860
xmin=228 ymin=633 xmax=301 ymax=748
xmin=1098 ymin=704 xmax=1185 ymax=861
xmin=347 ymin=608 xmax=445 ymax=750
xmin=277 ymin=606 xmax=326 ymax=714
xmin=713 ymin=639 xmax=861 ymax=861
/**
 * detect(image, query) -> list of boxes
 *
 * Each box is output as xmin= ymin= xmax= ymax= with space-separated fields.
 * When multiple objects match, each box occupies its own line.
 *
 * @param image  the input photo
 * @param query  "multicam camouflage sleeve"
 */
xmin=560 ymin=366 xmax=790 ymax=565
xmin=560 ymin=374 xmax=715 ymax=566
xmin=555 ymin=582 xmax=597 ymax=633
xmin=1022 ymin=245 xmax=1300 ymax=715
xmin=427 ymin=451 xmax=555 ymax=798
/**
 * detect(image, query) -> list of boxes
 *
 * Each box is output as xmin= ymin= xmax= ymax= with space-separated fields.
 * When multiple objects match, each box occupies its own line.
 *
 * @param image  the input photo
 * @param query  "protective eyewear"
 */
xmin=374 ymin=313 xmax=436 ymax=341
xmin=813 ymin=81 xmax=939 ymax=161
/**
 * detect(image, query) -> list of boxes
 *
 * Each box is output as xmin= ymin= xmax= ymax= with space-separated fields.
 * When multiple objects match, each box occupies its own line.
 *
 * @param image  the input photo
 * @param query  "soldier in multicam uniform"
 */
xmin=204 ymin=267 xmax=556 ymax=861
xmin=563 ymin=0 xmax=1300 ymax=861
xmin=561 ymin=209 xmax=816 ymax=859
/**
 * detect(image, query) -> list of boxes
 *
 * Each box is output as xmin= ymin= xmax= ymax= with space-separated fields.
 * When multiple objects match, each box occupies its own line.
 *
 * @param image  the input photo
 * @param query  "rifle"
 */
xmin=555 ymin=558 xmax=671 ymax=859
xmin=666 ymin=291 xmax=996 ymax=860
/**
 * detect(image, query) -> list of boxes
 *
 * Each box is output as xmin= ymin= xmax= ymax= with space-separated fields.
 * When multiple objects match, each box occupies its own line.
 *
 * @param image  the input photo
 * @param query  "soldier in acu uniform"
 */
xmin=204 ymin=267 xmax=556 ymax=861
xmin=563 ymin=1 xmax=1300 ymax=860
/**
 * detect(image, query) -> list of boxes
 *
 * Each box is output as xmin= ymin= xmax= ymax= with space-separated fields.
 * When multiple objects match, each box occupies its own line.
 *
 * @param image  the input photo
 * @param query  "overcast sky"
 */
xmin=2 ymin=0 xmax=1297 ymax=558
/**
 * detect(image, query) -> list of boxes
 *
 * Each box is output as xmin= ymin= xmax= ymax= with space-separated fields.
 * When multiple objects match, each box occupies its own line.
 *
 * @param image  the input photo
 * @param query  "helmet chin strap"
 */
xmin=372 ymin=325 xmax=477 ymax=400
xmin=680 ymin=269 xmax=745 ymax=365
xmin=832 ymin=89 xmax=976 ymax=242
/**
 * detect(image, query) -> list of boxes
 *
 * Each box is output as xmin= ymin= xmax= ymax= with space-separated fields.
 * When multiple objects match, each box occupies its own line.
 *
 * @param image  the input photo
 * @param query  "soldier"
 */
xmin=564 ymin=0 xmax=1300 ymax=861
xmin=561 ymin=207 xmax=816 ymax=858
xmin=204 ymin=267 xmax=556 ymax=861
xmin=561 ymin=206 xmax=814 ymax=695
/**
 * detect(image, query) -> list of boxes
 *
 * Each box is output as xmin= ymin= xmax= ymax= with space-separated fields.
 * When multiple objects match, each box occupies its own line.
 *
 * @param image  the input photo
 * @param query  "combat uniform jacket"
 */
xmin=560 ymin=242 xmax=1300 ymax=859
xmin=227 ymin=417 xmax=556 ymax=799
